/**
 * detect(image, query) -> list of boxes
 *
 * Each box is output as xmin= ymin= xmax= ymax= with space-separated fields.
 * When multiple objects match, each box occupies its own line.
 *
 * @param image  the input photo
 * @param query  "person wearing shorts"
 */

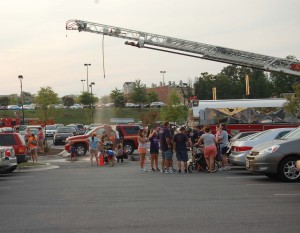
xmin=197 ymin=127 xmax=217 ymax=173
xmin=216 ymin=123 xmax=230 ymax=170
xmin=149 ymin=128 xmax=160 ymax=171
xmin=89 ymin=132 xmax=100 ymax=166
xmin=159 ymin=121 xmax=173 ymax=174
xmin=138 ymin=128 xmax=148 ymax=172
xmin=173 ymin=127 xmax=192 ymax=173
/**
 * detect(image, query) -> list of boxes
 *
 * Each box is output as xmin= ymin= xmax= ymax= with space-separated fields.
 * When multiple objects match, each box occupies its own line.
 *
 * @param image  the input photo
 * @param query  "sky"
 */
xmin=1 ymin=0 xmax=300 ymax=99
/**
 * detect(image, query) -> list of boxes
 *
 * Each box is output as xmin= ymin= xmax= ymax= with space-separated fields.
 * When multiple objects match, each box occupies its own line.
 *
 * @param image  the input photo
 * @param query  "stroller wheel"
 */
xmin=187 ymin=164 xmax=193 ymax=173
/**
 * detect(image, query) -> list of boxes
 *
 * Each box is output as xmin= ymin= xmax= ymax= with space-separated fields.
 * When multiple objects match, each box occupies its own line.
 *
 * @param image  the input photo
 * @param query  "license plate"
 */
xmin=246 ymin=161 xmax=250 ymax=168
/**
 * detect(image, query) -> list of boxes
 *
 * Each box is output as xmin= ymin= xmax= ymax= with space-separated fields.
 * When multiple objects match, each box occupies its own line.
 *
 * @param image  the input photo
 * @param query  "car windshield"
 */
xmin=57 ymin=127 xmax=74 ymax=133
xmin=280 ymin=127 xmax=300 ymax=140
xmin=46 ymin=125 xmax=56 ymax=130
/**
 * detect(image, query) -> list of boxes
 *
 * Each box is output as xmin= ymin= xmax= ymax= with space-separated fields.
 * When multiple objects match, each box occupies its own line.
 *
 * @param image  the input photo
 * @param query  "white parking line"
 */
xmin=2 ymin=180 xmax=24 ymax=183
xmin=274 ymin=194 xmax=300 ymax=196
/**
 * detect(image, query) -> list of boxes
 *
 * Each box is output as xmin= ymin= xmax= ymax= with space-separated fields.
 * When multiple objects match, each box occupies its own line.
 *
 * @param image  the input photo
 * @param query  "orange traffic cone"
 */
xmin=99 ymin=154 xmax=105 ymax=166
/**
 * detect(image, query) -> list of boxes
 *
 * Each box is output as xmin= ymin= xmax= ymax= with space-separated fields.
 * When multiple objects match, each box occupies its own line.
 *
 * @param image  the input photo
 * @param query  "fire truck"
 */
xmin=0 ymin=118 xmax=54 ymax=128
xmin=66 ymin=19 xmax=300 ymax=135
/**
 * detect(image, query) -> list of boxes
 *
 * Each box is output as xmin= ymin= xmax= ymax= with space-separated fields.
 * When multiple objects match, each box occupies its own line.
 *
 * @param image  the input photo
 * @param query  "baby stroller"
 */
xmin=187 ymin=145 xmax=219 ymax=173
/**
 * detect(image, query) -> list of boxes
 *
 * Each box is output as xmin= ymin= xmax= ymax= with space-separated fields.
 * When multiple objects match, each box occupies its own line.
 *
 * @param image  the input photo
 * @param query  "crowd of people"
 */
xmin=137 ymin=121 xmax=230 ymax=173
xmin=66 ymin=121 xmax=230 ymax=173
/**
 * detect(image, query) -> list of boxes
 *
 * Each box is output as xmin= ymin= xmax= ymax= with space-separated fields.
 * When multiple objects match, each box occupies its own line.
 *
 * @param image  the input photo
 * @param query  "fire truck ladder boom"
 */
xmin=66 ymin=19 xmax=300 ymax=77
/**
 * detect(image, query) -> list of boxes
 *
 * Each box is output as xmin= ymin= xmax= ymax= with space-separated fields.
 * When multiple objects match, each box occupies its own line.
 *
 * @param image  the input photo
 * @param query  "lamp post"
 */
xmin=89 ymin=82 xmax=95 ymax=122
xmin=18 ymin=75 xmax=25 ymax=125
xmin=160 ymin=71 xmax=166 ymax=86
xmin=81 ymin=79 xmax=85 ymax=92
xmin=84 ymin=63 xmax=91 ymax=92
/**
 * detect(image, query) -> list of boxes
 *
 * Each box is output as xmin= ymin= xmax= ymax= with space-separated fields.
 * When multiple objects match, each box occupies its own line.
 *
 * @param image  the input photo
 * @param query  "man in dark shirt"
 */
xmin=159 ymin=121 xmax=173 ymax=173
xmin=173 ymin=127 xmax=192 ymax=173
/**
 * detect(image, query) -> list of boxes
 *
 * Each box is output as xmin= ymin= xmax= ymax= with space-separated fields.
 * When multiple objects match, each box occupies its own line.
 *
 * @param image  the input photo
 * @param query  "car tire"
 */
xmin=278 ymin=156 xmax=300 ymax=182
xmin=74 ymin=143 xmax=87 ymax=156
xmin=123 ymin=142 xmax=134 ymax=155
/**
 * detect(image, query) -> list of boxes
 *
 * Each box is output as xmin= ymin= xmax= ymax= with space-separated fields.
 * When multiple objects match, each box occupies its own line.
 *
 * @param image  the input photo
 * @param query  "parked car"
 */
xmin=0 ymin=133 xmax=28 ymax=163
xmin=226 ymin=131 xmax=259 ymax=155
xmin=7 ymin=105 xmax=21 ymax=110
xmin=0 ymin=106 xmax=8 ymax=110
xmin=53 ymin=126 xmax=77 ymax=145
xmin=0 ymin=146 xmax=17 ymax=174
xmin=150 ymin=102 xmax=167 ymax=108
xmin=114 ymin=124 xmax=142 ymax=155
xmin=45 ymin=125 xmax=57 ymax=137
xmin=13 ymin=125 xmax=27 ymax=135
xmin=69 ymin=104 xmax=83 ymax=109
xmin=247 ymin=127 xmax=300 ymax=182
xmin=230 ymin=131 xmax=259 ymax=144
xmin=229 ymin=128 xmax=294 ymax=166
xmin=0 ymin=127 xmax=13 ymax=133
xmin=66 ymin=124 xmax=85 ymax=135
xmin=65 ymin=125 xmax=116 ymax=156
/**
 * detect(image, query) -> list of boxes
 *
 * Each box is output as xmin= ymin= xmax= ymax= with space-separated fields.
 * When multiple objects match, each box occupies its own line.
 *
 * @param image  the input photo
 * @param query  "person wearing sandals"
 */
xmin=196 ymin=126 xmax=217 ymax=173
xmin=173 ymin=126 xmax=192 ymax=173
xmin=89 ymin=132 xmax=100 ymax=166
xmin=149 ymin=128 xmax=160 ymax=172
xmin=138 ymin=128 xmax=148 ymax=172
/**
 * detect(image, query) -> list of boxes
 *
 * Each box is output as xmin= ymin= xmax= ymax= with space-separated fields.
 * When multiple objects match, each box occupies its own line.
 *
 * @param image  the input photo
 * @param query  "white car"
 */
xmin=229 ymin=128 xmax=295 ymax=166
xmin=69 ymin=104 xmax=83 ymax=109
xmin=150 ymin=102 xmax=167 ymax=108
xmin=45 ymin=125 xmax=57 ymax=137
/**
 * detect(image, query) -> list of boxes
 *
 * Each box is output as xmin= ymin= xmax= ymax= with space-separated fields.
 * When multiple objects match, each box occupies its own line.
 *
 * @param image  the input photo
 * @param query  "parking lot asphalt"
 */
xmin=1 ymin=150 xmax=300 ymax=233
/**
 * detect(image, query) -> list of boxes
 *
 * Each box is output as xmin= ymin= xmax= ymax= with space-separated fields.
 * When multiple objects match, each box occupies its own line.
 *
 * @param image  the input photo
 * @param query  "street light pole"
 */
xmin=160 ymin=71 xmax=166 ymax=85
xmin=84 ymin=63 xmax=91 ymax=92
xmin=89 ymin=82 xmax=95 ymax=122
xmin=81 ymin=79 xmax=85 ymax=92
xmin=18 ymin=75 xmax=25 ymax=125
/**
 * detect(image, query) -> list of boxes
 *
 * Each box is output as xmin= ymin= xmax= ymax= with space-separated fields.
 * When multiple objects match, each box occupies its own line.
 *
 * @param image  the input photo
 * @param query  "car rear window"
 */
xmin=123 ymin=126 xmax=140 ymax=135
xmin=57 ymin=127 xmax=74 ymax=133
xmin=0 ymin=134 xmax=16 ymax=146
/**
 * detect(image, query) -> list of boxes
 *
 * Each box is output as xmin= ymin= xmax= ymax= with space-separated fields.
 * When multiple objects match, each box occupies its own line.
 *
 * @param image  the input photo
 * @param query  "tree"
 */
xmin=62 ymin=95 xmax=75 ymax=107
xmin=35 ymin=87 xmax=59 ymax=147
xmin=129 ymin=79 xmax=147 ymax=104
xmin=79 ymin=91 xmax=97 ymax=106
xmin=0 ymin=96 xmax=10 ymax=106
xmin=110 ymin=88 xmax=125 ymax=108
xmin=160 ymin=90 xmax=186 ymax=123
xmin=284 ymin=83 xmax=300 ymax=119
xmin=270 ymin=55 xmax=299 ymax=97
xmin=147 ymin=91 xmax=159 ymax=103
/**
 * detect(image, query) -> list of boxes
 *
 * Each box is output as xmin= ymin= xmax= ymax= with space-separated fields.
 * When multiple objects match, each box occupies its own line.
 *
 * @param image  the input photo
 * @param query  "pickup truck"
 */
xmin=65 ymin=125 xmax=116 ymax=156
xmin=114 ymin=124 xmax=141 ymax=155
xmin=0 ymin=146 xmax=17 ymax=174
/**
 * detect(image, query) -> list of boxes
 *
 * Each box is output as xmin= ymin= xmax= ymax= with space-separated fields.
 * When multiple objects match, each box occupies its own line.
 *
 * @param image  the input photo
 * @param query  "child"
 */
xmin=106 ymin=150 xmax=115 ymax=167
xmin=66 ymin=142 xmax=76 ymax=162
xmin=115 ymin=143 xmax=124 ymax=163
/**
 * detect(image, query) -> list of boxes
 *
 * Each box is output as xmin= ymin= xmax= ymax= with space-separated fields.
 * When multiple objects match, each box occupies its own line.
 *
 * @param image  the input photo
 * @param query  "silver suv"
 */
xmin=246 ymin=127 xmax=300 ymax=182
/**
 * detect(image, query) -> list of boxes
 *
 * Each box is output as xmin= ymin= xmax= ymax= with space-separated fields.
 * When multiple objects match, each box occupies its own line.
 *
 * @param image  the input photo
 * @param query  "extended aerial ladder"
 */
xmin=66 ymin=19 xmax=300 ymax=77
